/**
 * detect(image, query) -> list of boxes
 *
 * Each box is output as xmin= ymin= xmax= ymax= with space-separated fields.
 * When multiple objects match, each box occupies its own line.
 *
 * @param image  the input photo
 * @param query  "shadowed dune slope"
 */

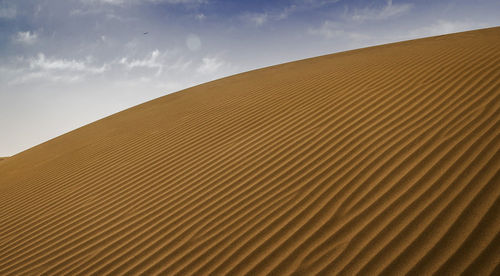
xmin=1 ymin=27 xmax=500 ymax=275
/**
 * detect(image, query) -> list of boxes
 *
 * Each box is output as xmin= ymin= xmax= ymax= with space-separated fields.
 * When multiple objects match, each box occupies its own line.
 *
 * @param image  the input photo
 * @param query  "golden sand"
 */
xmin=1 ymin=27 xmax=499 ymax=275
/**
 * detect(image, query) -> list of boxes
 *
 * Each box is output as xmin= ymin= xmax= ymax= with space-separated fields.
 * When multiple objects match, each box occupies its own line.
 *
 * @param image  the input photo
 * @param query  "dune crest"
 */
xmin=1 ymin=27 xmax=499 ymax=275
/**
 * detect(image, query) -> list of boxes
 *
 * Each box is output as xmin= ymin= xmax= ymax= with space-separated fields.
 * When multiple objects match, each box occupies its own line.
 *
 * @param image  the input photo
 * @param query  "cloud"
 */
xmin=241 ymin=12 xmax=268 ymax=27
xmin=119 ymin=49 xmax=163 ymax=75
xmin=81 ymin=0 xmax=207 ymax=6
xmin=162 ymin=0 xmax=207 ymax=4
xmin=10 ymin=71 xmax=85 ymax=84
xmin=240 ymin=5 xmax=298 ymax=27
xmin=308 ymin=21 xmax=370 ymax=40
xmin=276 ymin=5 xmax=297 ymax=20
xmin=349 ymin=0 xmax=413 ymax=22
xmin=308 ymin=21 xmax=342 ymax=38
xmin=240 ymin=0 xmax=341 ymax=27
xmin=298 ymin=0 xmax=341 ymax=8
xmin=196 ymin=57 xmax=225 ymax=74
xmin=30 ymin=54 xmax=109 ymax=74
xmin=405 ymin=20 xmax=488 ymax=39
xmin=308 ymin=0 xmax=411 ymax=41
xmin=69 ymin=5 xmax=127 ymax=22
xmin=13 ymin=31 xmax=38 ymax=45
xmin=240 ymin=6 xmax=295 ymax=27
xmin=169 ymin=57 xmax=192 ymax=71
xmin=119 ymin=49 xmax=193 ymax=76
xmin=0 ymin=4 xmax=16 ymax=19
xmin=195 ymin=13 xmax=205 ymax=21
xmin=2 ymin=53 xmax=110 ymax=85
xmin=88 ymin=0 xmax=125 ymax=4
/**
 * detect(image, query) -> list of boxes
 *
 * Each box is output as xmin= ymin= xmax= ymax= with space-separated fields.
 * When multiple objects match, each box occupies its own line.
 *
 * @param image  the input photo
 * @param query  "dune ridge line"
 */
xmin=0 ymin=27 xmax=499 ymax=275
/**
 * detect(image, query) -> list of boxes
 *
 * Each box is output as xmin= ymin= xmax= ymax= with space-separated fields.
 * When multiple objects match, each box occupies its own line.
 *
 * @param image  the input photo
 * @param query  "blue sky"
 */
xmin=1 ymin=0 xmax=499 ymax=156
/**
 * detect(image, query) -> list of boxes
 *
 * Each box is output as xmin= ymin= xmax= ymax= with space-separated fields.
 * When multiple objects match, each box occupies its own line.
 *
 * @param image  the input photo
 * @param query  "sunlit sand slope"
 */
xmin=1 ymin=27 xmax=499 ymax=275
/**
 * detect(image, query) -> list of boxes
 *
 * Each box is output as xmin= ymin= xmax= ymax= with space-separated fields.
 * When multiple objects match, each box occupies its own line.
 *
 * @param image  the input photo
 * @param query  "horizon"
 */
xmin=1 ymin=0 xmax=500 ymax=156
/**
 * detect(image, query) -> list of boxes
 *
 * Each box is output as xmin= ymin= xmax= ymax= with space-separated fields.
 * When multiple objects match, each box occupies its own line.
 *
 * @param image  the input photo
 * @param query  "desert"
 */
xmin=0 ymin=27 xmax=499 ymax=275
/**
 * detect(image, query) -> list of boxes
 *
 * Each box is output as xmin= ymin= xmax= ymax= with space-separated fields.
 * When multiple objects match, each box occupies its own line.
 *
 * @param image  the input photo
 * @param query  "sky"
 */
xmin=1 ymin=0 xmax=499 ymax=156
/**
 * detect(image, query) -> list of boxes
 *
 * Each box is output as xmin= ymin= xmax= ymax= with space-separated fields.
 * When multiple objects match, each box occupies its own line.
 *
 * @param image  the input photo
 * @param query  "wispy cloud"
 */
xmin=13 ymin=31 xmax=38 ymax=45
xmin=30 ymin=54 xmax=109 ymax=74
xmin=69 ymin=5 xmax=128 ymax=22
xmin=308 ymin=20 xmax=370 ymax=40
xmin=308 ymin=0 xmax=412 ymax=41
xmin=349 ymin=0 xmax=413 ymax=22
xmin=298 ymin=0 xmax=341 ymax=8
xmin=119 ymin=49 xmax=193 ymax=76
xmin=240 ymin=0 xmax=341 ymax=27
xmin=308 ymin=20 xmax=342 ymax=38
xmin=196 ymin=56 xmax=226 ymax=74
xmin=119 ymin=49 xmax=164 ymax=75
xmin=405 ymin=20 xmax=488 ymax=39
xmin=86 ymin=0 xmax=125 ymax=4
xmin=194 ymin=13 xmax=205 ymax=21
xmin=11 ymin=71 xmax=85 ymax=84
xmin=2 ymin=48 xmax=196 ymax=91
xmin=275 ymin=4 xmax=297 ymax=20
xmin=241 ymin=12 xmax=269 ymax=27
xmin=2 ymin=53 xmax=110 ymax=85
xmin=162 ymin=0 xmax=207 ymax=4
xmin=240 ymin=5 xmax=297 ymax=27
xmin=82 ymin=0 xmax=207 ymax=6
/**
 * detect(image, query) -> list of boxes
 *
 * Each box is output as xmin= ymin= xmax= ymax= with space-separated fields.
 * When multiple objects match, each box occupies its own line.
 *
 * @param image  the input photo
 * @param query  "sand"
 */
xmin=0 ymin=27 xmax=499 ymax=275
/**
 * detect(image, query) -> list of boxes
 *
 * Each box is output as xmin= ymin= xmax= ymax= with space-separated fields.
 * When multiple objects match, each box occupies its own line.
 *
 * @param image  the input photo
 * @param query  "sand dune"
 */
xmin=1 ymin=27 xmax=499 ymax=275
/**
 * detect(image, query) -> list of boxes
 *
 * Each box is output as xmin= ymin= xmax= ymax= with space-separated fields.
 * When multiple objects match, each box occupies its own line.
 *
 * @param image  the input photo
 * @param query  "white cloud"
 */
xmin=405 ymin=20 xmax=488 ymax=39
xmin=240 ymin=0 xmax=342 ymax=27
xmin=81 ymin=0 xmax=125 ymax=4
xmin=308 ymin=0 xmax=411 ymax=41
xmin=119 ymin=49 xmax=193 ymax=76
xmin=308 ymin=21 xmax=343 ymax=38
xmin=276 ymin=5 xmax=296 ymax=20
xmin=282 ymin=0 xmax=341 ymax=15
xmin=119 ymin=49 xmax=163 ymax=75
xmin=195 ymin=13 xmax=205 ymax=21
xmin=301 ymin=0 xmax=340 ymax=4
xmin=82 ymin=0 xmax=207 ymax=6
xmin=349 ymin=0 xmax=413 ymax=22
xmin=169 ymin=57 xmax=192 ymax=71
xmin=13 ymin=31 xmax=38 ymax=45
xmin=94 ymin=0 xmax=125 ymax=4
xmin=2 ymin=53 xmax=110 ymax=85
xmin=241 ymin=12 xmax=268 ymax=27
xmin=196 ymin=57 xmax=225 ymax=74
xmin=0 ymin=5 xmax=16 ymax=19
xmin=240 ymin=5 xmax=299 ymax=26
xmin=70 ymin=5 xmax=129 ymax=21
xmin=162 ymin=0 xmax=207 ymax=4
xmin=30 ymin=54 xmax=109 ymax=74
xmin=308 ymin=21 xmax=370 ymax=40
xmin=11 ymin=71 xmax=85 ymax=84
